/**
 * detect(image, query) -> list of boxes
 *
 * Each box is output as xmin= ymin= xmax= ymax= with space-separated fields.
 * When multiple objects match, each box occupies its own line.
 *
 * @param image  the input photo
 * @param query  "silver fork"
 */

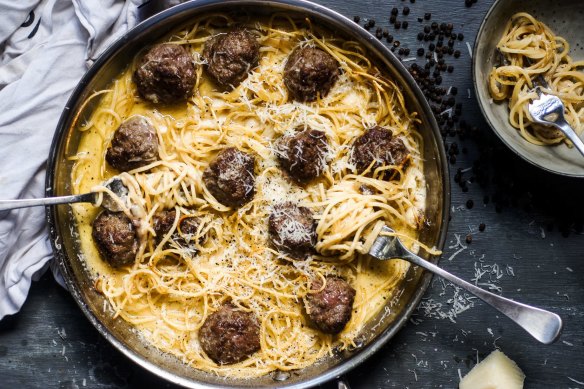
xmin=527 ymin=83 xmax=584 ymax=157
xmin=369 ymin=226 xmax=563 ymax=344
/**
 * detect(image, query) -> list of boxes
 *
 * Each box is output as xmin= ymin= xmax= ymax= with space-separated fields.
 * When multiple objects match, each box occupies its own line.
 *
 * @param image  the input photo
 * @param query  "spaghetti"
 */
xmin=488 ymin=12 xmax=584 ymax=146
xmin=70 ymin=14 xmax=430 ymax=378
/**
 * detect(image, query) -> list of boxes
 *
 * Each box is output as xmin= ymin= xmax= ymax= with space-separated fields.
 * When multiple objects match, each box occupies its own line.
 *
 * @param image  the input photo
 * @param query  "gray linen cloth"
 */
xmin=0 ymin=0 xmax=142 ymax=319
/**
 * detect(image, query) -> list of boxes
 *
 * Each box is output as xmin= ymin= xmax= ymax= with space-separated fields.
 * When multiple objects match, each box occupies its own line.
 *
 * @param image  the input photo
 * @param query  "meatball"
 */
xmin=203 ymin=147 xmax=256 ymax=208
xmin=276 ymin=129 xmax=329 ymax=183
xmin=305 ymin=277 xmax=356 ymax=334
xmin=199 ymin=304 xmax=261 ymax=364
xmin=284 ymin=46 xmax=340 ymax=102
xmin=269 ymin=202 xmax=316 ymax=259
xmin=203 ymin=29 xmax=260 ymax=87
xmin=133 ymin=43 xmax=196 ymax=104
xmin=106 ymin=116 xmax=159 ymax=172
xmin=92 ymin=211 xmax=138 ymax=268
xmin=350 ymin=126 xmax=409 ymax=177
xmin=152 ymin=209 xmax=202 ymax=249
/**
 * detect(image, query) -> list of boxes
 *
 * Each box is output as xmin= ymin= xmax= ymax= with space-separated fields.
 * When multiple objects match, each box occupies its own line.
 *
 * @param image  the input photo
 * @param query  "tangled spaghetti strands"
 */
xmin=70 ymin=14 xmax=429 ymax=378
xmin=488 ymin=12 xmax=584 ymax=146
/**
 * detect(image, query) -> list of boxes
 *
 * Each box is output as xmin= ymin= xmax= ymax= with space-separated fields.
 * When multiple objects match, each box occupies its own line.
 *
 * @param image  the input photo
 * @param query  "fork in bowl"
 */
xmin=527 ymin=79 xmax=584 ymax=157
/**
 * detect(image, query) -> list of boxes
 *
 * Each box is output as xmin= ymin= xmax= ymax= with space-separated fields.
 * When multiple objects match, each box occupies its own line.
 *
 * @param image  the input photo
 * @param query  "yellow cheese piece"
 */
xmin=459 ymin=350 xmax=525 ymax=389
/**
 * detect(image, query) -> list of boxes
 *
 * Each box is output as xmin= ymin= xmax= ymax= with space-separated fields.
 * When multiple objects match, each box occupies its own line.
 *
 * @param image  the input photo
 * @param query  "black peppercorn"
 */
xmin=429 ymin=43 xmax=436 ymax=51
xmin=447 ymin=65 xmax=454 ymax=73
xmin=391 ymin=7 xmax=398 ymax=15
xmin=404 ymin=48 xmax=410 ymax=55
xmin=479 ymin=223 xmax=486 ymax=232
xmin=417 ymin=47 xmax=425 ymax=56
xmin=431 ymin=22 xmax=438 ymax=30
xmin=390 ymin=15 xmax=397 ymax=24
xmin=417 ymin=32 xmax=424 ymax=40
xmin=424 ymin=12 xmax=431 ymax=20
xmin=457 ymin=33 xmax=464 ymax=41
xmin=465 ymin=0 xmax=473 ymax=7
xmin=393 ymin=40 xmax=400 ymax=47
xmin=403 ymin=7 xmax=410 ymax=15
xmin=386 ymin=34 xmax=394 ymax=43
xmin=395 ymin=21 xmax=402 ymax=29
xmin=398 ymin=47 xmax=405 ymax=55
xmin=376 ymin=28 xmax=383 ymax=39
xmin=454 ymin=50 xmax=461 ymax=58
xmin=403 ymin=21 xmax=409 ymax=29
xmin=354 ymin=16 xmax=361 ymax=23
xmin=424 ymin=25 xmax=431 ymax=33
xmin=466 ymin=199 xmax=474 ymax=209
xmin=465 ymin=234 xmax=473 ymax=244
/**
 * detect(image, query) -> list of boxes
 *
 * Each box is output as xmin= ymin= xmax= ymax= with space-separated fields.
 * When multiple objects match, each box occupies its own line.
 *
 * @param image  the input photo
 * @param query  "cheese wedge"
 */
xmin=459 ymin=349 xmax=525 ymax=389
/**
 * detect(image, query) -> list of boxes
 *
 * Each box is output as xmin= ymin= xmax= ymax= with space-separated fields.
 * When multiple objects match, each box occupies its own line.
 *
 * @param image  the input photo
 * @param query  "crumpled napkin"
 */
xmin=0 ymin=0 xmax=141 ymax=319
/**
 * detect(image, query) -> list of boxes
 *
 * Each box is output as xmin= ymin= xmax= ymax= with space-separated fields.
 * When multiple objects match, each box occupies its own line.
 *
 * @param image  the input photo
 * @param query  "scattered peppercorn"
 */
xmin=403 ymin=6 xmax=410 ymax=15
xmin=354 ymin=16 xmax=361 ymax=23
xmin=376 ymin=27 xmax=383 ymax=39
xmin=465 ymin=234 xmax=473 ymax=244
xmin=424 ymin=12 xmax=431 ymax=20
xmin=479 ymin=223 xmax=486 ymax=232
xmin=454 ymin=50 xmax=461 ymax=58
xmin=466 ymin=199 xmax=474 ymax=209
xmin=391 ymin=7 xmax=398 ymax=15
xmin=402 ymin=21 xmax=409 ymax=29
xmin=417 ymin=47 xmax=425 ymax=56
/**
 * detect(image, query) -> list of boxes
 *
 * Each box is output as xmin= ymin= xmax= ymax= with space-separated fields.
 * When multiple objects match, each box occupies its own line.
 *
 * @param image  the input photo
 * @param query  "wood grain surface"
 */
xmin=1 ymin=0 xmax=583 ymax=388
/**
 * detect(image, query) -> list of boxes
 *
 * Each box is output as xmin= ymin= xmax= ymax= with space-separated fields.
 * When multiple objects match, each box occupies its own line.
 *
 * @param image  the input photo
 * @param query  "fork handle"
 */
xmin=401 ymin=250 xmax=563 ymax=344
xmin=0 ymin=193 xmax=95 ymax=212
xmin=555 ymin=120 xmax=584 ymax=158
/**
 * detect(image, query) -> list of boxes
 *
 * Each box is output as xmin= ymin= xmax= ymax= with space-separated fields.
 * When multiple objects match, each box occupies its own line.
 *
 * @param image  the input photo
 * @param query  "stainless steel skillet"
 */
xmin=44 ymin=1 xmax=449 ymax=387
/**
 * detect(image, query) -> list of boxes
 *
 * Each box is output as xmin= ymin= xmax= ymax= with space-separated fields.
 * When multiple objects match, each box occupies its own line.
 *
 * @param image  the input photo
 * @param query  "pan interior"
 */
xmin=47 ymin=1 xmax=448 ymax=388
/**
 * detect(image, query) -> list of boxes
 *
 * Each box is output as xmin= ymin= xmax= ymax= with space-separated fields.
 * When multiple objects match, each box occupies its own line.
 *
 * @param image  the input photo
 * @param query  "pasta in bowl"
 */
xmin=473 ymin=0 xmax=584 ymax=176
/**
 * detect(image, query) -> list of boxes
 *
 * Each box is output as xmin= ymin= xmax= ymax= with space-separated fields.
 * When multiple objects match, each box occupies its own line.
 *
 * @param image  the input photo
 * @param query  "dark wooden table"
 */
xmin=2 ymin=0 xmax=584 ymax=388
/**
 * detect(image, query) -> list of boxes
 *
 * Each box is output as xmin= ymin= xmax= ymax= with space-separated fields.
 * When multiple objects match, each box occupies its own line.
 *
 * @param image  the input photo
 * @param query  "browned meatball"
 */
xmin=269 ymin=202 xmax=316 ymax=259
xmin=106 ymin=116 xmax=159 ymax=172
xmin=203 ymin=147 xmax=256 ymax=208
xmin=276 ymin=129 xmax=329 ymax=183
xmin=203 ymin=29 xmax=259 ymax=87
xmin=152 ymin=209 xmax=202 ymax=249
xmin=305 ymin=277 xmax=356 ymax=334
xmin=199 ymin=304 xmax=261 ymax=364
xmin=133 ymin=43 xmax=196 ymax=104
xmin=350 ymin=126 xmax=409 ymax=177
xmin=92 ymin=211 xmax=138 ymax=268
xmin=284 ymin=46 xmax=340 ymax=102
